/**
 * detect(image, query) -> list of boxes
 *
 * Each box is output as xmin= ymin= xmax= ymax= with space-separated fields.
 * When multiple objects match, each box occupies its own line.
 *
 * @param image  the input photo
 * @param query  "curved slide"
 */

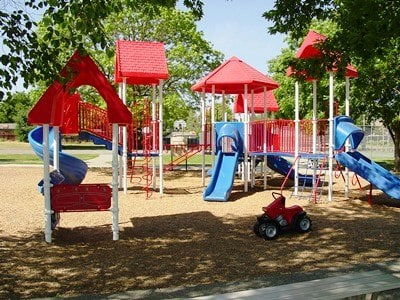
xmin=28 ymin=126 xmax=88 ymax=185
xmin=203 ymin=124 xmax=241 ymax=201
xmin=334 ymin=116 xmax=400 ymax=200
xmin=266 ymin=155 xmax=314 ymax=187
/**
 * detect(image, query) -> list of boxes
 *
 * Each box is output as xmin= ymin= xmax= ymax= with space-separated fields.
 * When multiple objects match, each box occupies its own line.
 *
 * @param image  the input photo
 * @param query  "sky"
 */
xmin=191 ymin=0 xmax=287 ymax=74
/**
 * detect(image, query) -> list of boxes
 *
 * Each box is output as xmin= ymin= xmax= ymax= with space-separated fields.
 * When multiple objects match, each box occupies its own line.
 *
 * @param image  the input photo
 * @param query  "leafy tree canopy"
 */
xmin=0 ymin=0 xmax=205 ymax=100
xmin=265 ymin=0 xmax=400 ymax=170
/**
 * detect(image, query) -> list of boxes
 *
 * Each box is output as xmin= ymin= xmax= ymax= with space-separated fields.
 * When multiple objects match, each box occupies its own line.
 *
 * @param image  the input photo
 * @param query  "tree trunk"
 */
xmin=394 ymin=128 xmax=400 ymax=172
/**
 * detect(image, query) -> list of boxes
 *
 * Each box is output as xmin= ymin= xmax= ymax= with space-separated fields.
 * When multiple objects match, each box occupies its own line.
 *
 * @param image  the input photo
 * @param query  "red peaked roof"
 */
xmin=344 ymin=64 xmax=358 ymax=78
xmin=234 ymin=91 xmax=279 ymax=113
xmin=28 ymin=51 xmax=132 ymax=126
xmin=296 ymin=30 xmax=327 ymax=59
xmin=115 ymin=40 xmax=169 ymax=85
xmin=293 ymin=30 xmax=358 ymax=78
xmin=191 ymin=56 xmax=279 ymax=94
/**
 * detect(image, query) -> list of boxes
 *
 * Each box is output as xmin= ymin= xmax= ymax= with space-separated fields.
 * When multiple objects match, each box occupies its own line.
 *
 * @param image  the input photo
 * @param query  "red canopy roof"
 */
xmin=293 ymin=30 xmax=358 ymax=78
xmin=114 ymin=40 xmax=169 ymax=85
xmin=234 ymin=91 xmax=279 ymax=113
xmin=28 ymin=51 xmax=132 ymax=126
xmin=296 ymin=30 xmax=326 ymax=59
xmin=191 ymin=56 xmax=279 ymax=94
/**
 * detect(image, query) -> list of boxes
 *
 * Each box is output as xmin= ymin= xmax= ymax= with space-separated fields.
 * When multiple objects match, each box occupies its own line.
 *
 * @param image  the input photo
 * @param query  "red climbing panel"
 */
xmin=51 ymin=184 xmax=112 ymax=212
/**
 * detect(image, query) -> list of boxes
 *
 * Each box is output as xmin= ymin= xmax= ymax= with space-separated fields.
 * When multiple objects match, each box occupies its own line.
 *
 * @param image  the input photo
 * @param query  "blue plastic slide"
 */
xmin=203 ymin=123 xmax=242 ymax=201
xmin=333 ymin=115 xmax=400 ymax=200
xmin=28 ymin=126 xmax=88 ymax=185
xmin=336 ymin=151 xmax=400 ymax=200
xmin=266 ymin=155 xmax=314 ymax=186
xmin=203 ymin=151 xmax=239 ymax=201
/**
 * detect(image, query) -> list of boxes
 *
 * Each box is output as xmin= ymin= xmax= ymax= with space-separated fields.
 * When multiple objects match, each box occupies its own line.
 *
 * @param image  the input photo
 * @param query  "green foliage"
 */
xmin=163 ymin=93 xmax=191 ymax=134
xmin=0 ymin=92 xmax=34 ymax=123
xmin=0 ymin=0 xmax=205 ymax=100
xmin=14 ymin=106 xmax=34 ymax=142
xmin=265 ymin=1 xmax=400 ymax=170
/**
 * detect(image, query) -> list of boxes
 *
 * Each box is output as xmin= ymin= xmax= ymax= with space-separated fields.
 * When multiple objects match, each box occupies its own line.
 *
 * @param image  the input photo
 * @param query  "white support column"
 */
xmin=328 ymin=72 xmax=334 ymax=201
xmin=158 ymin=80 xmax=164 ymax=195
xmin=201 ymin=88 xmax=206 ymax=187
xmin=344 ymin=76 xmax=350 ymax=198
xmin=122 ymin=78 xmax=128 ymax=194
xmin=152 ymin=84 xmax=157 ymax=190
xmin=111 ymin=123 xmax=119 ymax=240
xmin=263 ymin=86 xmax=268 ymax=190
xmin=243 ymin=84 xmax=249 ymax=192
xmin=43 ymin=124 xmax=52 ymax=243
xmin=53 ymin=126 xmax=60 ymax=171
xmin=211 ymin=85 xmax=216 ymax=168
xmin=294 ymin=81 xmax=300 ymax=195
xmin=118 ymin=84 xmax=123 ymax=188
xmin=222 ymin=91 xmax=226 ymax=122
xmin=312 ymin=80 xmax=318 ymax=189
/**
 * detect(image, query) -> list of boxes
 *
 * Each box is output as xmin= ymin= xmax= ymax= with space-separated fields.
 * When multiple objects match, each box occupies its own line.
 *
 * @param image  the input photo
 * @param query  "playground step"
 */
xmin=193 ymin=270 xmax=400 ymax=300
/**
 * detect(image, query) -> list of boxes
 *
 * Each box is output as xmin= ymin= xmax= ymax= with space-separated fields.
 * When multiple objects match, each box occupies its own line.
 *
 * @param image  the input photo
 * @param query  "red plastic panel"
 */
xmin=51 ymin=184 xmax=112 ymax=212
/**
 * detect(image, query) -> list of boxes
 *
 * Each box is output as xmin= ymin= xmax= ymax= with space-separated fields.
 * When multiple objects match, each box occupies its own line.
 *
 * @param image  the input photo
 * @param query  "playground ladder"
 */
xmin=294 ymin=156 xmax=328 ymax=203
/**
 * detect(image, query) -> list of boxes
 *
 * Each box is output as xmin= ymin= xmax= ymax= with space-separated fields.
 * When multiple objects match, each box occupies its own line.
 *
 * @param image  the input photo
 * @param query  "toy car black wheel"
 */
xmin=295 ymin=215 xmax=312 ymax=233
xmin=260 ymin=221 xmax=279 ymax=240
xmin=253 ymin=220 xmax=262 ymax=237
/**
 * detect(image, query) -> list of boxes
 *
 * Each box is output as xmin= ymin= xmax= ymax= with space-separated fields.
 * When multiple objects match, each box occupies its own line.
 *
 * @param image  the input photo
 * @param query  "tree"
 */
xmin=264 ymin=0 xmax=400 ymax=171
xmin=268 ymin=20 xmax=348 ymax=120
xmin=0 ymin=0 xmax=205 ymax=100
xmin=0 ymin=91 xmax=35 ymax=141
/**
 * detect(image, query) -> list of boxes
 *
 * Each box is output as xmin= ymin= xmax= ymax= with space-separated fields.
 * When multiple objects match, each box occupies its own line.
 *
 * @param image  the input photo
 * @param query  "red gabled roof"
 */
xmin=296 ymin=30 xmax=327 ymax=59
xmin=234 ymin=91 xmax=279 ymax=113
xmin=345 ymin=64 xmax=358 ymax=78
xmin=28 ymin=51 xmax=132 ymax=126
xmin=191 ymin=56 xmax=279 ymax=94
xmin=115 ymin=40 xmax=169 ymax=85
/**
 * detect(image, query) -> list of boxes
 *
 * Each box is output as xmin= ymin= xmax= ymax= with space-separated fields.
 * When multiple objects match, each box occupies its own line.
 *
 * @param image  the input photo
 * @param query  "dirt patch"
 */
xmin=1 ymin=166 xmax=400 ymax=298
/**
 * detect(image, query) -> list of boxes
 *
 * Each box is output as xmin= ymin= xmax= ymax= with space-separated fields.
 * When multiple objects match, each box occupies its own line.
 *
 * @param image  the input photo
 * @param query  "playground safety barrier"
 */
xmin=249 ymin=119 xmax=328 ymax=154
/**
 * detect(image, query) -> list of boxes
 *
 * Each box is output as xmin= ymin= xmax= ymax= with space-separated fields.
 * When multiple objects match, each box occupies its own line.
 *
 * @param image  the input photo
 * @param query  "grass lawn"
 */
xmin=0 ymin=140 xmax=396 ymax=171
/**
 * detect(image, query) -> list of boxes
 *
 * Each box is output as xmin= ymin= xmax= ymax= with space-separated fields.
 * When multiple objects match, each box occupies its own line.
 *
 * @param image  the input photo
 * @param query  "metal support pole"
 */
xmin=328 ymin=72 xmax=334 ymax=201
xmin=294 ymin=81 xmax=300 ymax=195
xmin=43 ymin=124 xmax=52 ymax=243
xmin=112 ymin=123 xmax=119 ymax=240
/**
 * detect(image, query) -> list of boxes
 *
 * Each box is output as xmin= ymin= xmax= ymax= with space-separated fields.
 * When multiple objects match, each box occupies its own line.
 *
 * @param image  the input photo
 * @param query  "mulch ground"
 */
xmin=1 ymin=166 xmax=400 ymax=299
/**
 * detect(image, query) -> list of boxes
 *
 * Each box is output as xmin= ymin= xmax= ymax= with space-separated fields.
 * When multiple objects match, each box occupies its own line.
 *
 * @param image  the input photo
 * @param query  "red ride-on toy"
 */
xmin=254 ymin=192 xmax=312 ymax=240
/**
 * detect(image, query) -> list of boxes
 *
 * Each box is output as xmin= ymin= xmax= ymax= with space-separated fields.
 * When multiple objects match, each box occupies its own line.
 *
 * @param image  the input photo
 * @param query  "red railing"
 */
xmin=78 ymin=101 xmax=162 ymax=153
xmin=249 ymin=119 xmax=328 ymax=154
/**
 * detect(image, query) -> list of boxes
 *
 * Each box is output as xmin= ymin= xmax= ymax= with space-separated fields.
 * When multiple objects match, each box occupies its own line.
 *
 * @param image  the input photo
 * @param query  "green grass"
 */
xmin=0 ymin=153 xmax=98 ymax=165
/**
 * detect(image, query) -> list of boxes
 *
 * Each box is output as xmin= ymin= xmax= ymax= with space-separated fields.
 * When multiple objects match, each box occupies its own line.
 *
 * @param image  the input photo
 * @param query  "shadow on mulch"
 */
xmin=2 ymin=204 xmax=400 ymax=299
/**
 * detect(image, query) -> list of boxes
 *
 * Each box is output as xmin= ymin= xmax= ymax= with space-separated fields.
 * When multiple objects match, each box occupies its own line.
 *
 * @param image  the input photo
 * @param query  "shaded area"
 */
xmin=2 ymin=205 xmax=400 ymax=299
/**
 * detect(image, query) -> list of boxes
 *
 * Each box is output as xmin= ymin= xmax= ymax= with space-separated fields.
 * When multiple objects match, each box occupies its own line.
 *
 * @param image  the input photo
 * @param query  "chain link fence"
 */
xmin=357 ymin=123 xmax=394 ymax=160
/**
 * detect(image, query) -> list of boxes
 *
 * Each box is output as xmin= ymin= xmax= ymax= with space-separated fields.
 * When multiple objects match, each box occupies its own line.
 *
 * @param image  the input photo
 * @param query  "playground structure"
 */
xmin=27 ymin=32 xmax=400 ymax=243
xmin=193 ymin=30 xmax=400 ymax=203
xmin=28 ymin=51 xmax=132 ymax=243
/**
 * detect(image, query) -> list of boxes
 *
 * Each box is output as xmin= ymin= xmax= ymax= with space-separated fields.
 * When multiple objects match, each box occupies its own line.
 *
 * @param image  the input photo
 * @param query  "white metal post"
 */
xmin=211 ymin=85 xmax=216 ymax=168
xmin=244 ymin=84 xmax=249 ymax=192
xmin=263 ymin=86 xmax=268 ymax=190
xmin=294 ymin=81 xmax=300 ymax=195
xmin=122 ymin=78 xmax=128 ymax=194
xmin=53 ymin=126 xmax=60 ymax=171
xmin=344 ymin=76 xmax=350 ymax=197
xmin=111 ymin=123 xmax=119 ymax=240
xmin=158 ymin=79 xmax=164 ymax=195
xmin=201 ymin=88 xmax=206 ymax=187
xmin=328 ymin=72 xmax=334 ymax=201
xmin=43 ymin=124 xmax=52 ymax=243
xmin=312 ymin=80 xmax=318 ymax=189
xmin=152 ymin=84 xmax=157 ymax=189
